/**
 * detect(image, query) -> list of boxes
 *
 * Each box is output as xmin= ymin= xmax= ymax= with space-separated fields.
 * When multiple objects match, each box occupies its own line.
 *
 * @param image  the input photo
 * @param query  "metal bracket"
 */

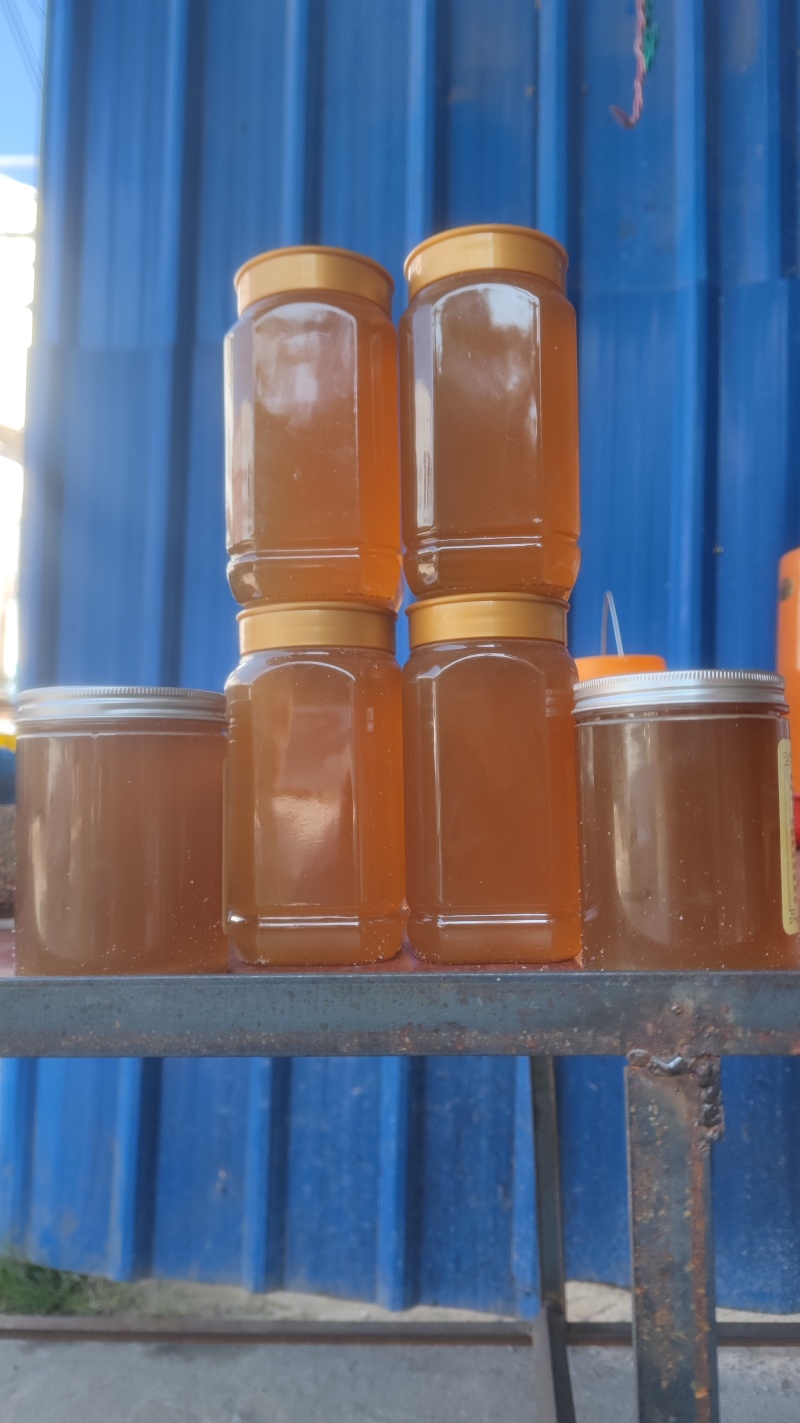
xmin=626 ymin=1053 xmax=723 ymax=1423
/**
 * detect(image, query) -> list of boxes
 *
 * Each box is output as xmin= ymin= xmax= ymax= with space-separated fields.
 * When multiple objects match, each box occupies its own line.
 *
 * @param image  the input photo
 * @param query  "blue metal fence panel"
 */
xmin=5 ymin=0 xmax=800 ymax=1312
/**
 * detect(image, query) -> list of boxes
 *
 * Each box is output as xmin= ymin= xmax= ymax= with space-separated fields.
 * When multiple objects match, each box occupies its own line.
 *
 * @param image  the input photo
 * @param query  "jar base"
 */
xmin=404 ymin=535 xmax=579 ymax=602
xmin=407 ymin=913 xmax=581 ymax=965
xmin=13 ymin=937 xmax=230 ymax=976
xmin=581 ymin=935 xmax=800 ymax=972
xmin=228 ymin=912 xmax=405 ymax=967
xmin=228 ymin=549 xmax=403 ymax=610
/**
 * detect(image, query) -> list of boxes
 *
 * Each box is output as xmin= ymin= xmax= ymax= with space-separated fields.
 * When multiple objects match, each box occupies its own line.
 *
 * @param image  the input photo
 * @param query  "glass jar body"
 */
xmin=225 ymin=646 xmax=405 ymax=965
xmin=576 ymin=702 xmax=800 ymax=969
xmin=400 ymin=271 xmax=580 ymax=599
xmin=403 ymin=636 xmax=581 ymax=963
xmin=225 ymin=290 xmax=402 ymax=608
xmin=15 ymin=717 xmax=228 ymax=975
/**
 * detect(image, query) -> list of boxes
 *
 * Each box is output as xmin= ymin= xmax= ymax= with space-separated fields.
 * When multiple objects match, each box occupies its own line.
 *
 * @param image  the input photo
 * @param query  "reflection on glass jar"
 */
xmin=15 ymin=688 xmax=228 ymax=975
xmin=575 ymin=672 xmax=800 ymax=970
xmin=225 ymin=603 xmax=405 ymax=966
xmin=401 ymin=226 xmax=580 ymax=599
xmin=225 ymin=247 xmax=402 ymax=609
xmin=403 ymin=594 xmax=581 ymax=964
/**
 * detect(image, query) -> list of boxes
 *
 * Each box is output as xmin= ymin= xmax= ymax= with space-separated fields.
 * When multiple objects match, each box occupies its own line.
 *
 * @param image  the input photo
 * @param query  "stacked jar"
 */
xmin=223 ymin=247 xmax=405 ymax=965
xmin=400 ymin=226 xmax=582 ymax=963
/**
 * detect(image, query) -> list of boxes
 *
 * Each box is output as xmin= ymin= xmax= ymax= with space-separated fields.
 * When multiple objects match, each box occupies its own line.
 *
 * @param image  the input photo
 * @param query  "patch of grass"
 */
xmin=0 ymin=1257 xmax=109 ymax=1316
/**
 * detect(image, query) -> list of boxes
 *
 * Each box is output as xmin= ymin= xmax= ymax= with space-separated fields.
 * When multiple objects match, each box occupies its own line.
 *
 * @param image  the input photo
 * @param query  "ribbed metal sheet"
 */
xmin=6 ymin=0 xmax=800 ymax=1312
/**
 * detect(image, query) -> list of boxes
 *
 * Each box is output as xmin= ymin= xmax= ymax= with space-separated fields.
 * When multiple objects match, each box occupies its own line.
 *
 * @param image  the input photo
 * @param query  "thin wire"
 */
xmin=610 ymin=0 xmax=659 ymax=130
xmin=600 ymin=592 xmax=625 ymax=657
xmin=1 ymin=0 xmax=43 ymax=92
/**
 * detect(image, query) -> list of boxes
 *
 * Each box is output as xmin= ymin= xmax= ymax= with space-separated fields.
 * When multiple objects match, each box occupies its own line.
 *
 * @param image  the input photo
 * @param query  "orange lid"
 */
xmin=404 ymin=225 xmax=567 ymax=301
xmin=234 ymin=246 xmax=394 ymax=319
xmin=576 ymin=654 xmax=667 ymax=681
xmin=576 ymin=593 xmax=666 ymax=682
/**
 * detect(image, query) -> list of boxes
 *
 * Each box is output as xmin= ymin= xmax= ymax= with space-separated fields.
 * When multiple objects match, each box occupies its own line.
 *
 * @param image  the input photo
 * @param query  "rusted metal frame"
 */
xmin=530 ymin=1056 xmax=576 ymax=1423
xmin=2 ymin=1311 xmax=800 ymax=1352
xmin=626 ymin=1052 xmax=723 ymax=1423
xmin=568 ymin=1321 xmax=800 ymax=1347
xmin=0 ymin=1315 xmax=533 ymax=1346
xmin=5 ymin=970 xmax=800 ymax=1058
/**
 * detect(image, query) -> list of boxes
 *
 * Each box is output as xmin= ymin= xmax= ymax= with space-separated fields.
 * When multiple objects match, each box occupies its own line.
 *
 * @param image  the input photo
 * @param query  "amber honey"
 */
xmin=400 ymin=226 xmax=580 ymax=600
xmin=15 ymin=689 xmax=228 ymax=975
xmin=225 ymin=603 xmax=405 ymax=966
xmin=226 ymin=247 xmax=402 ymax=608
xmin=574 ymin=672 xmax=800 ymax=970
xmin=402 ymin=595 xmax=581 ymax=964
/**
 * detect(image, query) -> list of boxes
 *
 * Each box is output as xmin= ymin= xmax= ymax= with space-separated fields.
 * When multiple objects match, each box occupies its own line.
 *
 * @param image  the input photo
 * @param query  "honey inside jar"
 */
xmin=15 ymin=689 xmax=228 ymax=975
xmin=226 ymin=248 xmax=402 ymax=608
xmin=225 ymin=603 xmax=405 ymax=966
xmin=400 ymin=226 xmax=580 ymax=600
xmin=575 ymin=672 xmax=800 ymax=971
xmin=403 ymin=595 xmax=581 ymax=964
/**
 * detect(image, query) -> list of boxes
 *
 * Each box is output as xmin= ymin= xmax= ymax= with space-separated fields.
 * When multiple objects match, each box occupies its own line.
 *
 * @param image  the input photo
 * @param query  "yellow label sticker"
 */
xmin=778 ymin=739 xmax=800 ymax=935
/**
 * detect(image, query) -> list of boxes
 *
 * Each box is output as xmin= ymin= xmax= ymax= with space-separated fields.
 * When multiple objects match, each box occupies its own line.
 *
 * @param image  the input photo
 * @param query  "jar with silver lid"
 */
xmin=15 ymin=687 xmax=228 ymax=975
xmin=573 ymin=671 xmax=800 ymax=970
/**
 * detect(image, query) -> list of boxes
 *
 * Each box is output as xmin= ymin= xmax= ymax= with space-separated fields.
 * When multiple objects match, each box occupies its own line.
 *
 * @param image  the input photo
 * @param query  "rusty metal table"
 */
xmin=1 ymin=959 xmax=798 ymax=1423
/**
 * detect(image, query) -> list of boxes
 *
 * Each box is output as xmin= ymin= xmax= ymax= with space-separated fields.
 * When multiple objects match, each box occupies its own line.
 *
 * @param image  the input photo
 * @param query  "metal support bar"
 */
xmin=626 ymin=1054 xmax=723 ymax=1423
xmin=530 ymin=1057 xmax=576 ymax=1423
xmin=5 ymin=969 xmax=800 ymax=1058
xmin=567 ymin=1320 xmax=800 ymax=1348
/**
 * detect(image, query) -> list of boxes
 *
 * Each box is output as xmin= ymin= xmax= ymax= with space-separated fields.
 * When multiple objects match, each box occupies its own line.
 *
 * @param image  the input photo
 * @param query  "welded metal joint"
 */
xmin=627 ymin=1050 xmax=724 ymax=1146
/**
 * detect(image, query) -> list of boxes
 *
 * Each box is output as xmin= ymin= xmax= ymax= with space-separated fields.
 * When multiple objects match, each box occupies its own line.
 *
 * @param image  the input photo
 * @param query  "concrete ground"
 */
xmin=1 ymin=1282 xmax=800 ymax=1421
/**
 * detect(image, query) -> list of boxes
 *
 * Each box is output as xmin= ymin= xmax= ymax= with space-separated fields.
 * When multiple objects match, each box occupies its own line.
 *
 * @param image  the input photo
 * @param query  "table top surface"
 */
xmin=0 ymin=933 xmax=798 ymax=1058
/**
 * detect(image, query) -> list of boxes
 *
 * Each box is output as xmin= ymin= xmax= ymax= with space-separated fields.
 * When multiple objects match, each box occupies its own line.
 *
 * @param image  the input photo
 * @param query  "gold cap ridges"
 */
xmin=235 ymin=246 xmax=394 ymax=318
xmin=238 ymin=601 xmax=396 ymax=654
xmin=404 ymin=225 xmax=568 ymax=300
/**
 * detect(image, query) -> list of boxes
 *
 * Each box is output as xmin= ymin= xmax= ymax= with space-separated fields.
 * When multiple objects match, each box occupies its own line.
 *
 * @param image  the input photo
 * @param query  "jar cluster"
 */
xmin=14 ymin=229 xmax=799 ymax=973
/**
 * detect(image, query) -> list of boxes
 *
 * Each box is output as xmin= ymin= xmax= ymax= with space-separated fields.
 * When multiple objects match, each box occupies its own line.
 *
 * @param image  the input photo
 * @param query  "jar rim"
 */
xmin=17 ymin=686 xmax=227 ymax=725
xmin=404 ymin=225 xmax=568 ymax=300
xmin=234 ymin=246 xmax=394 ymax=318
xmin=573 ymin=669 xmax=787 ymax=714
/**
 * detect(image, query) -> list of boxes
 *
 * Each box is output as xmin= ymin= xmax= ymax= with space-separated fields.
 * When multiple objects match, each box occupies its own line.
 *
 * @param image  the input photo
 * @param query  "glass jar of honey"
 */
xmin=15 ymin=688 xmax=228 ymax=975
xmin=403 ymin=594 xmax=581 ymax=964
xmin=400 ymin=225 xmax=580 ymax=600
xmin=225 ymin=246 xmax=402 ymax=609
xmin=225 ymin=602 xmax=405 ymax=966
xmin=574 ymin=671 xmax=800 ymax=970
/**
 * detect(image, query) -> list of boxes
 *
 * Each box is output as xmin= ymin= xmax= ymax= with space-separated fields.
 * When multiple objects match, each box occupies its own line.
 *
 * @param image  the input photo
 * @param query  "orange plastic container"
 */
xmin=576 ymin=654 xmax=666 ymax=679
xmin=402 ymin=594 xmax=581 ymax=964
xmin=225 ymin=247 xmax=402 ymax=608
xmin=575 ymin=591 xmax=666 ymax=680
xmin=400 ymin=226 xmax=580 ymax=599
xmin=225 ymin=602 xmax=405 ymax=966
xmin=15 ymin=688 xmax=228 ymax=975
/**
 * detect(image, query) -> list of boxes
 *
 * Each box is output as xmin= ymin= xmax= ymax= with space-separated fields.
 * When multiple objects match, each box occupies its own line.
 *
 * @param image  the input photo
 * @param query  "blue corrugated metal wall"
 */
xmin=4 ymin=0 xmax=800 ymax=1312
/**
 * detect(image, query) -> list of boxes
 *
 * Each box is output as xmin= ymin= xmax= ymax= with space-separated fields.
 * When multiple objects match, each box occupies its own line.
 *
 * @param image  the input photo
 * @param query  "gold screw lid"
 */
xmin=234 ymin=246 xmax=394 ymax=318
xmin=407 ymin=594 xmax=567 ymax=649
xmin=238 ymin=602 xmax=396 ymax=654
xmin=404 ymin=224 xmax=568 ymax=301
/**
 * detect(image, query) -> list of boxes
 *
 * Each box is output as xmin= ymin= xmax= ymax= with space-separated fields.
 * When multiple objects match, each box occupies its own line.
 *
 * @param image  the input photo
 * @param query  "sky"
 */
xmin=0 ymin=0 xmax=46 ymax=187
xmin=0 ymin=0 xmax=44 ymax=695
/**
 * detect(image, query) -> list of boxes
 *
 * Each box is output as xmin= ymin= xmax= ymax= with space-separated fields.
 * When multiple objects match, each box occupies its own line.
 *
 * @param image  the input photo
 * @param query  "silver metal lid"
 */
xmin=573 ymin=669 xmax=787 ymax=715
xmin=17 ymin=686 xmax=227 ymax=725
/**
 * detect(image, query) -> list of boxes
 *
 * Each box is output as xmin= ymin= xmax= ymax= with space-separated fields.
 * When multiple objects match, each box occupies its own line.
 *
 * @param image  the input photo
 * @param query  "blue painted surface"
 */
xmin=4 ymin=0 xmax=800 ymax=1312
